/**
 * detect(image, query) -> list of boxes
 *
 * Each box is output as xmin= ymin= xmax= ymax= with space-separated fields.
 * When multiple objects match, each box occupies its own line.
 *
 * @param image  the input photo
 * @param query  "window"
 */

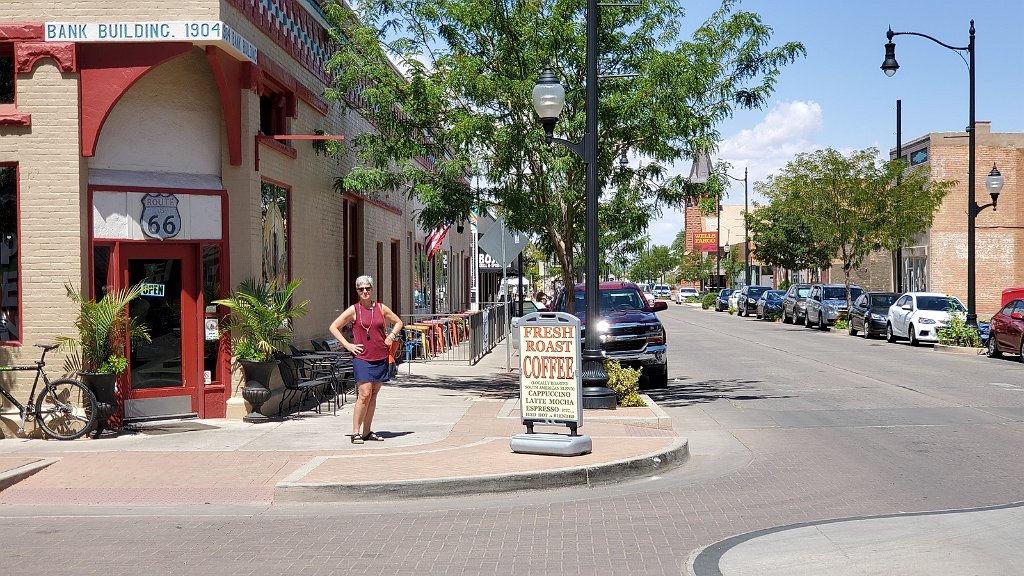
xmin=259 ymin=92 xmax=287 ymax=137
xmin=260 ymin=182 xmax=289 ymax=286
xmin=0 ymin=165 xmax=18 ymax=343
xmin=0 ymin=43 xmax=13 ymax=104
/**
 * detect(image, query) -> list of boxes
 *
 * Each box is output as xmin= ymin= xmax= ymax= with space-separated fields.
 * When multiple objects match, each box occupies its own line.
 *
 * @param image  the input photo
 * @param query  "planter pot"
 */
xmin=79 ymin=371 xmax=118 ymax=438
xmin=238 ymin=359 xmax=277 ymax=423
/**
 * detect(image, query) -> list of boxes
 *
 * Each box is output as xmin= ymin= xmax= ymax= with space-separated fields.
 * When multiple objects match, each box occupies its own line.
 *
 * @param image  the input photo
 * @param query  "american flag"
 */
xmin=425 ymin=225 xmax=450 ymax=259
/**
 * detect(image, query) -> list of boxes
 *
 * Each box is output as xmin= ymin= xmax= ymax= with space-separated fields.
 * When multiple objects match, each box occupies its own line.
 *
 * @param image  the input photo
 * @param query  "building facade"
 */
xmin=0 ymin=0 xmax=471 ymax=432
xmin=888 ymin=121 xmax=1023 ymax=314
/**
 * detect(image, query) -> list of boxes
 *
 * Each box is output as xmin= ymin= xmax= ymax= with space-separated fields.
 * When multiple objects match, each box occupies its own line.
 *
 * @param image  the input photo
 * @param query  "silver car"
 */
xmin=804 ymin=283 xmax=863 ymax=330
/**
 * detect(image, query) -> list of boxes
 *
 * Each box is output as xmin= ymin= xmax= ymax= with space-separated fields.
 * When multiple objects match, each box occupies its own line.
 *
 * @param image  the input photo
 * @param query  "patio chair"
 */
xmin=276 ymin=352 xmax=328 ymax=417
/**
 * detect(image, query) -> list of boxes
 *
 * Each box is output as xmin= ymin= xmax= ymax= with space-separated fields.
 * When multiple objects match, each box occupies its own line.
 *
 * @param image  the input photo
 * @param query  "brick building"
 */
xmin=0 ymin=0 xmax=471 ymax=428
xmin=886 ymin=121 xmax=1024 ymax=315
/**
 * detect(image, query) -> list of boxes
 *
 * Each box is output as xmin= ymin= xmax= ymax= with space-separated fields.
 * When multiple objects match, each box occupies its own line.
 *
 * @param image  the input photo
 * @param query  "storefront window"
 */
xmin=92 ymin=245 xmax=111 ymax=300
xmin=260 ymin=182 xmax=289 ymax=286
xmin=413 ymin=241 xmax=428 ymax=313
xmin=0 ymin=43 xmax=14 ymax=104
xmin=202 ymin=245 xmax=223 ymax=380
xmin=0 ymin=165 xmax=18 ymax=343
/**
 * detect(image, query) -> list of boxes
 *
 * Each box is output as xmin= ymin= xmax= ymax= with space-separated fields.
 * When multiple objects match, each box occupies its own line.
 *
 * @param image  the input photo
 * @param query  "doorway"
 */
xmin=119 ymin=243 xmax=199 ymax=421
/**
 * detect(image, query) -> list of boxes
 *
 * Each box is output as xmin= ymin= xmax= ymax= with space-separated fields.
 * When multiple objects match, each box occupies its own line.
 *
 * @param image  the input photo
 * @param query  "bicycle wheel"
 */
xmin=35 ymin=379 xmax=97 ymax=440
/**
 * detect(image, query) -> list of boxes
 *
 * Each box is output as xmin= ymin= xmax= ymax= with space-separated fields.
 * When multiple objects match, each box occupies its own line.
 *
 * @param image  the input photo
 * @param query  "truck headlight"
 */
xmin=646 ymin=326 xmax=665 ymax=346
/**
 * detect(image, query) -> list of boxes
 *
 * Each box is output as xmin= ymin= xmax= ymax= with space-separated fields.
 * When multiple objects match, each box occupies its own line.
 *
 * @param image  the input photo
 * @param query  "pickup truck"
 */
xmin=550 ymin=281 xmax=669 ymax=388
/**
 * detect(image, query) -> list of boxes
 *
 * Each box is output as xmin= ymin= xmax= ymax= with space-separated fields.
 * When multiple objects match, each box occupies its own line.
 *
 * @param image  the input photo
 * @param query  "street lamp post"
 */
xmin=715 ymin=201 xmax=721 ymax=287
xmin=531 ymin=0 xmax=616 ymax=409
xmin=724 ymin=168 xmax=750 ymax=286
xmin=881 ymin=20 xmax=1006 ymax=327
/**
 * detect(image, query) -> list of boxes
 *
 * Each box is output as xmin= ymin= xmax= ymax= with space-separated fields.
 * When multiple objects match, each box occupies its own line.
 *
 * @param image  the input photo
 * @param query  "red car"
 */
xmin=987 ymin=298 xmax=1024 ymax=361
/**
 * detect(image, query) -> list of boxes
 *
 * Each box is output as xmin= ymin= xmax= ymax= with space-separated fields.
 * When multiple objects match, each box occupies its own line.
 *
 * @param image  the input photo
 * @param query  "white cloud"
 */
xmin=648 ymin=100 xmax=825 ymax=247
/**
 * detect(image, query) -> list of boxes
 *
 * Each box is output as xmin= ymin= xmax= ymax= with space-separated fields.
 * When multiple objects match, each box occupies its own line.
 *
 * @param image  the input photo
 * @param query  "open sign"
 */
xmin=140 ymin=283 xmax=165 ymax=298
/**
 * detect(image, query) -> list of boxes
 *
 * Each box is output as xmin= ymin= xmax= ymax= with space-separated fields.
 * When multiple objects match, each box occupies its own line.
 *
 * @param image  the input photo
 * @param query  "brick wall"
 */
xmin=0 ymin=58 xmax=83 ymax=396
xmin=924 ymin=126 xmax=1024 ymax=316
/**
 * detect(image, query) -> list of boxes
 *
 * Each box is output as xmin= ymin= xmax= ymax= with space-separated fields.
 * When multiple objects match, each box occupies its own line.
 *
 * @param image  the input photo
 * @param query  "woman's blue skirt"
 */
xmin=353 ymin=357 xmax=391 ymax=383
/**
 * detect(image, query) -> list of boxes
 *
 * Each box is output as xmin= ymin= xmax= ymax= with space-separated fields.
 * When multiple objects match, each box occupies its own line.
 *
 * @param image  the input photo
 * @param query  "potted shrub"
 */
xmin=58 ymin=282 xmax=151 ymax=437
xmin=212 ymin=278 xmax=308 ymax=422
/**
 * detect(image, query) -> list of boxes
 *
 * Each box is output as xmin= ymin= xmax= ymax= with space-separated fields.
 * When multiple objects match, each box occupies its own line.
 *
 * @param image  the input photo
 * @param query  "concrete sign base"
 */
xmin=510 ymin=433 xmax=593 ymax=456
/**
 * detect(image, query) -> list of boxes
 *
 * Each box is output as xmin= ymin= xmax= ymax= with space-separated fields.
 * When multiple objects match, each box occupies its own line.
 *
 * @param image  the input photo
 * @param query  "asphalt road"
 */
xmin=3 ymin=304 xmax=1023 ymax=575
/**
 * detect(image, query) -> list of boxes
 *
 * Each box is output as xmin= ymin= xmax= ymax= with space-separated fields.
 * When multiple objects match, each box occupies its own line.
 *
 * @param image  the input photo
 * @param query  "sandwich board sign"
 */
xmin=511 ymin=311 xmax=592 ymax=456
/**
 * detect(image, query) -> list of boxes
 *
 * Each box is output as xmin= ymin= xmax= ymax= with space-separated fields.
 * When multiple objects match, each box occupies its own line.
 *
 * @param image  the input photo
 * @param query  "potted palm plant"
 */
xmin=212 ymin=278 xmax=308 ymax=422
xmin=58 ymin=282 xmax=151 ymax=437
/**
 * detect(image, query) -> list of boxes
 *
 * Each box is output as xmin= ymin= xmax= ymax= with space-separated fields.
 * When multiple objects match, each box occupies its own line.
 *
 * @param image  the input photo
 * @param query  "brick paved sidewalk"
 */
xmin=0 ymin=353 xmax=687 ymax=506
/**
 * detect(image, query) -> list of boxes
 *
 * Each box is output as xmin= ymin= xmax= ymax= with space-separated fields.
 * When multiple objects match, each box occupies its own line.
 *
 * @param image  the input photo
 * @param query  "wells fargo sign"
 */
xmin=519 ymin=314 xmax=582 ymax=426
xmin=692 ymin=231 xmax=719 ymax=252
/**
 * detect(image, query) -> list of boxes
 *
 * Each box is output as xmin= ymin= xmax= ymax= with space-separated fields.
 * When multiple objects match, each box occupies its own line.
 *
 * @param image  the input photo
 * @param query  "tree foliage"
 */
xmin=746 ymin=201 xmax=831 ymax=282
xmin=754 ymin=147 xmax=953 ymax=299
xmin=321 ymin=0 xmax=804 ymax=309
xmin=676 ymin=250 xmax=712 ymax=284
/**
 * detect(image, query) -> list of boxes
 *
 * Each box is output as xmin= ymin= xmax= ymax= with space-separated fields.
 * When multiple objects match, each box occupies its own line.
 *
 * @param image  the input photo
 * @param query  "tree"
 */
xmin=321 ymin=0 xmax=805 ymax=310
xmin=757 ymin=148 xmax=953 ymax=302
xmin=746 ymin=201 xmax=831 ymax=283
xmin=649 ymin=246 xmax=675 ymax=283
xmin=677 ymin=251 xmax=713 ymax=285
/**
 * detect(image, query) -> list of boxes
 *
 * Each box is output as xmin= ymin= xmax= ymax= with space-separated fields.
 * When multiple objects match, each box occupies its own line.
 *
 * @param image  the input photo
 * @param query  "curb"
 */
xmin=0 ymin=458 xmax=58 ymax=492
xmin=274 ymin=436 xmax=689 ymax=502
xmin=933 ymin=343 xmax=986 ymax=355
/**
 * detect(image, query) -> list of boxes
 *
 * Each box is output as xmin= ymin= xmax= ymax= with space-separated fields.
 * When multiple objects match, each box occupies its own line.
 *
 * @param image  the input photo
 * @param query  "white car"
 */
xmin=728 ymin=289 xmax=742 ymax=311
xmin=653 ymin=284 xmax=671 ymax=299
xmin=886 ymin=292 xmax=965 ymax=345
xmin=675 ymin=287 xmax=698 ymax=304
xmin=643 ymin=290 xmax=657 ymax=305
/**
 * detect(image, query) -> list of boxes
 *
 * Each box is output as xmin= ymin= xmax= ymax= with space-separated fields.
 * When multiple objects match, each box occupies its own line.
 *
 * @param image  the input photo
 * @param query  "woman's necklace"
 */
xmin=357 ymin=301 xmax=375 ymax=340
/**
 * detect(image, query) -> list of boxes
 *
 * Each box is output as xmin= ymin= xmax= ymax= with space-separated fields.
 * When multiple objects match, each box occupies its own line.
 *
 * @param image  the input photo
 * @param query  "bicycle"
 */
xmin=0 ymin=343 xmax=98 ymax=440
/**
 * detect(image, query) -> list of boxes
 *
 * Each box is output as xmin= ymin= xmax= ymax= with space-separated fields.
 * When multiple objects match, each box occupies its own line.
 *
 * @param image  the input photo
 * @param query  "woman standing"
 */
xmin=329 ymin=275 xmax=403 ymax=444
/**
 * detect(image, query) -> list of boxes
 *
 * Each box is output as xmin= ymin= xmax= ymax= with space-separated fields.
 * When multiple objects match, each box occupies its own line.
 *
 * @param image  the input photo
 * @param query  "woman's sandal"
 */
xmin=350 ymin=433 xmax=364 ymax=444
xmin=362 ymin=431 xmax=384 ymax=442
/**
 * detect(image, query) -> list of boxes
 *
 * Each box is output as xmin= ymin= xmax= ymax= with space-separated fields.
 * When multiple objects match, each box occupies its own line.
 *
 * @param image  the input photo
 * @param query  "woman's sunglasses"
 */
xmin=357 ymin=287 xmax=373 ymax=292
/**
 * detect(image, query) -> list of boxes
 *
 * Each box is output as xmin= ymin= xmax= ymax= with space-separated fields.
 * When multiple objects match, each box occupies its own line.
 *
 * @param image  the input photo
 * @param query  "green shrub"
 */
xmin=937 ymin=307 xmax=980 ymax=348
xmin=778 ymin=279 xmax=793 ymax=291
xmin=701 ymin=293 xmax=716 ymax=309
xmin=728 ymin=305 xmax=736 ymax=315
xmin=833 ymin=318 xmax=849 ymax=331
xmin=605 ymin=359 xmax=645 ymax=407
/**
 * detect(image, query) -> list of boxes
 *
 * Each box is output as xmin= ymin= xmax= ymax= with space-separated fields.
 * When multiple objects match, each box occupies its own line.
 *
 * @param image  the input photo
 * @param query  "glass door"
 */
xmin=120 ymin=244 xmax=199 ymax=419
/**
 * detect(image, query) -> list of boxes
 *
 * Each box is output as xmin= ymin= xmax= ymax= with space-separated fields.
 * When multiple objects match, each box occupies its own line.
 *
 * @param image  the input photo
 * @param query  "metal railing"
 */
xmin=399 ymin=301 xmax=510 ymax=365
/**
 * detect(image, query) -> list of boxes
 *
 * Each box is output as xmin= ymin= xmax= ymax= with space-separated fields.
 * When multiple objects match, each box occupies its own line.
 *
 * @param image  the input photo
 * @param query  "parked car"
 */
xmin=551 ymin=282 xmax=669 ymax=388
xmin=886 ymin=292 xmax=965 ymax=345
xmin=727 ymin=289 xmax=741 ymax=312
xmin=804 ymin=283 xmax=863 ymax=330
xmin=714 ymin=288 xmax=731 ymax=312
xmin=653 ymin=284 xmax=671 ymax=299
xmin=643 ymin=289 xmax=657 ymax=305
xmin=736 ymin=285 xmax=771 ymax=317
xmin=675 ymin=287 xmax=699 ymax=304
xmin=510 ymin=300 xmax=547 ymax=350
xmin=755 ymin=290 xmax=786 ymax=320
xmin=781 ymin=283 xmax=812 ymax=325
xmin=847 ymin=291 xmax=900 ymax=338
xmin=986 ymin=298 xmax=1024 ymax=361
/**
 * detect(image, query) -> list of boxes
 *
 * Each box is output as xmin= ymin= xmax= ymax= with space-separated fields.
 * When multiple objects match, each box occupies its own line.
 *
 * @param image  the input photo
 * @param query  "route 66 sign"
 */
xmin=140 ymin=193 xmax=182 ymax=240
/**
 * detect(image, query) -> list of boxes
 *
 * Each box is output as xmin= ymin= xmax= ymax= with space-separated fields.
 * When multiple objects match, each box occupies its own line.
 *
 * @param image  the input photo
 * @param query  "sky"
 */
xmin=647 ymin=0 xmax=1024 ymax=247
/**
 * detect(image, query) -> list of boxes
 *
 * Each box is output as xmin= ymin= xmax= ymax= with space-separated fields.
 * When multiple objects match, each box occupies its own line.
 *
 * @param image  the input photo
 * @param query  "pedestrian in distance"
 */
xmin=329 ymin=275 xmax=403 ymax=444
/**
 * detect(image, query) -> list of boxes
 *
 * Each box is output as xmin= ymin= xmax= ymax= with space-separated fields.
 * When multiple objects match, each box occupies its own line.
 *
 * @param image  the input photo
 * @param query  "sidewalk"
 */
xmin=0 ymin=347 xmax=687 ymax=506
xmin=690 ymin=502 xmax=1024 ymax=576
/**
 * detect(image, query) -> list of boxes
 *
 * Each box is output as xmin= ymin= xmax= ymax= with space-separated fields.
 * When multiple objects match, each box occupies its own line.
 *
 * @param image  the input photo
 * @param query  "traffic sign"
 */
xmin=477 ymin=216 xmax=527 ymax=268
